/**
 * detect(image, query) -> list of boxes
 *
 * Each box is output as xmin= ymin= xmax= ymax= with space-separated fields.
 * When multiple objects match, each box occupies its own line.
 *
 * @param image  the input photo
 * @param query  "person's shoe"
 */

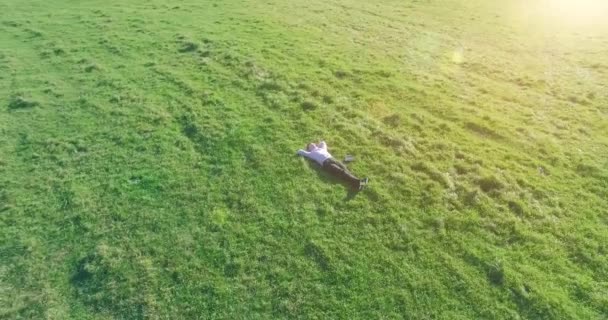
xmin=358 ymin=178 xmax=369 ymax=191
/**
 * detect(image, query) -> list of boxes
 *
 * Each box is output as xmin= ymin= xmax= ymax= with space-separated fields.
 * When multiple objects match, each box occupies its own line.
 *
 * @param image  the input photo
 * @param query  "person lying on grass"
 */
xmin=297 ymin=141 xmax=369 ymax=191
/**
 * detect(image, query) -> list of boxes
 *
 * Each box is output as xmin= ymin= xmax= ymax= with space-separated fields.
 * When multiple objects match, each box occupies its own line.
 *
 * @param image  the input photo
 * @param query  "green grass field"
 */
xmin=1 ymin=0 xmax=608 ymax=318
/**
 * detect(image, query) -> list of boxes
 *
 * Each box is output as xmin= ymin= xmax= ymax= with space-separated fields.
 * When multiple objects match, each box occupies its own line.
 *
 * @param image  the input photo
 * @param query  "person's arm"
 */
xmin=297 ymin=149 xmax=310 ymax=157
xmin=319 ymin=141 xmax=327 ymax=150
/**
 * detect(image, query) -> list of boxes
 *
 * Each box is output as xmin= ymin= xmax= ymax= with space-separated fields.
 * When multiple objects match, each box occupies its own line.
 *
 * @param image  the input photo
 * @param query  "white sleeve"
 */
xmin=297 ymin=149 xmax=310 ymax=157
xmin=319 ymin=141 xmax=327 ymax=150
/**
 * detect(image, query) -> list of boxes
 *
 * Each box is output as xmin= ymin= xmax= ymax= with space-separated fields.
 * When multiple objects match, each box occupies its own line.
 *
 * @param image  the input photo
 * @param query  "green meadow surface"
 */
xmin=1 ymin=0 xmax=608 ymax=318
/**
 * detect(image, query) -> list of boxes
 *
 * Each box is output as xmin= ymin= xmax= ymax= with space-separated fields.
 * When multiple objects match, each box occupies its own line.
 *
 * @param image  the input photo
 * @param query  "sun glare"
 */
xmin=545 ymin=0 xmax=608 ymax=24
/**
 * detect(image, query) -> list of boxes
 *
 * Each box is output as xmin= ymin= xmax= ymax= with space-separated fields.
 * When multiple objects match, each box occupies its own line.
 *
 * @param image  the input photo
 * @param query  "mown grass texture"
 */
xmin=1 ymin=0 xmax=607 ymax=318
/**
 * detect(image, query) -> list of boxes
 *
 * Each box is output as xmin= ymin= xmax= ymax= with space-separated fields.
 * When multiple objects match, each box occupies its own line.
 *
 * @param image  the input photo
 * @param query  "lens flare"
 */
xmin=451 ymin=48 xmax=464 ymax=64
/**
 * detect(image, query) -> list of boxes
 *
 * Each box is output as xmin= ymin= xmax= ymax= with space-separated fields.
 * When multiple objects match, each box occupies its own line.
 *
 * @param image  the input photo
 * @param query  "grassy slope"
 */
xmin=1 ymin=0 xmax=607 ymax=318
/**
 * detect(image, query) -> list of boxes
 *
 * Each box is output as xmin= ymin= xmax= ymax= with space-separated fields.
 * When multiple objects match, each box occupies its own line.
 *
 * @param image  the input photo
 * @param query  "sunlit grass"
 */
xmin=516 ymin=0 xmax=608 ymax=29
xmin=1 ymin=0 xmax=607 ymax=318
xmin=546 ymin=0 xmax=608 ymax=22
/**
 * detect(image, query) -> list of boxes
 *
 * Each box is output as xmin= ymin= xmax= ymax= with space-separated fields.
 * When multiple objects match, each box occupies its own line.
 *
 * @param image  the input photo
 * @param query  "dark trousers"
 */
xmin=322 ymin=158 xmax=360 ymax=189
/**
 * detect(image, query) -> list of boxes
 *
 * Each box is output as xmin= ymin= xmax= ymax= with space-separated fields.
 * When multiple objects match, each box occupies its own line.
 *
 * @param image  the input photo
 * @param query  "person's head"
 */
xmin=307 ymin=143 xmax=316 ymax=151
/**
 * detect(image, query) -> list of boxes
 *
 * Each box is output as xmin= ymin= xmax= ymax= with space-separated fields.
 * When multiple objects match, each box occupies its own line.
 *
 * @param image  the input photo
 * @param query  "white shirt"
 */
xmin=297 ymin=141 xmax=332 ymax=165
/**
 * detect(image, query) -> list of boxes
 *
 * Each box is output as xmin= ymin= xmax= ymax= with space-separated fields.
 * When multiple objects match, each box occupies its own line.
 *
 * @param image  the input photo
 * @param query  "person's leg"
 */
xmin=330 ymin=159 xmax=360 ymax=181
xmin=323 ymin=159 xmax=361 ymax=189
xmin=333 ymin=160 xmax=349 ymax=171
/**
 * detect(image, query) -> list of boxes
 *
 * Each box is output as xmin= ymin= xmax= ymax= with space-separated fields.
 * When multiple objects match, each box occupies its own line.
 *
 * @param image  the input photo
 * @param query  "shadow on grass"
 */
xmin=302 ymin=159 xmax=361 ymax=201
